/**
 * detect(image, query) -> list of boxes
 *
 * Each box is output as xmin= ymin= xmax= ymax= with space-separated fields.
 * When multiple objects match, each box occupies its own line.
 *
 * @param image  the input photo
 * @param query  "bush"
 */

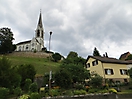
xmin=13 ymin=87 xmax=22 ymax=96
xmin=30 ymin=92 xmax=40 ymax=99
xmin=29 ymin=82 xmax=38 ymax=92
xmin=88 ymin=88 xmax=98 ymax=93
xmin=74 ymin=83 xmax=84 ymax=90
xmin=49 ymin=89 xmax=60 ymax=96
xmin=19 ymin=94 xmax=30 ymax=99
xmin=0 ymin=87 xmax=9 ymax=99
xmin=109 ymin=88 xmax=117 ymax=94
xmin=73 ymin=90 xmax=87 ymax=95
xmin=61 ymin=90 xmax=73 ymax=96
xmin=24 ymin=79 xmax=32 ymax=92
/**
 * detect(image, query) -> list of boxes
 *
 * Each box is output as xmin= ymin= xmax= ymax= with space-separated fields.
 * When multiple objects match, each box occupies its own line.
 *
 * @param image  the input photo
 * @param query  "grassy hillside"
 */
xmin=0 ymin=55 xmax=61 ymax=76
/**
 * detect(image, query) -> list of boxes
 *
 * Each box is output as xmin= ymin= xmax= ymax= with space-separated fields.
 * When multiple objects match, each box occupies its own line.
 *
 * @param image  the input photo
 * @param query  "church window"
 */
xmin=37 ymin=30 xmax=40 ymax=37
xmin=26 ymin=45 xmax=28 ymax=50
xmin=19 ymin=46 xmax=21 ymax=51
xmin=41 ymin=30 xmax=43 ymax=38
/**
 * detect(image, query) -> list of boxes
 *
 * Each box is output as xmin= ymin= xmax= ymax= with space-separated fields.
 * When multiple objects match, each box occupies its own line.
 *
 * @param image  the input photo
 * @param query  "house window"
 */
xmin=92 ymin=60 xmax=98 ymax=66
xmin=105 ymin=69 xmax=114 ymax=75
xmin=120 ymin=69 xmax=128 ymax=75
xmin=86 ymin=63 xmax=90 ymax=68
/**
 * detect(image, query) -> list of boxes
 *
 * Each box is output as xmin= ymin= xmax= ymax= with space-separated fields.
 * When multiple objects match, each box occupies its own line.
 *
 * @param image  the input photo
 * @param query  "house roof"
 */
xmin=86 ymin=55 xmax=132 ymax=64
xmin=16 ymin=40 xmax=31 ymax=45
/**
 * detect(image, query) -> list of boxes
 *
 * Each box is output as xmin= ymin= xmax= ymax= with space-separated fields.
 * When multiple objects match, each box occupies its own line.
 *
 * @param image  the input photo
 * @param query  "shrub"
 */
xmin=62 ymin=90 xmax=73 ymax=96
xmin=29 ymin=82 xmax=38 ymax=92
xmin=109 ymin=88 xmax=117 ymax=94
xmin=19 ymin=94 xmax=30 ymax=99
xmin=30 ymin=92 xmax=40 ymax=99
xmin=74 ymin=90 xmax=87 ymax=95
xmin=88 ymin=88 xmax=98 ymax=93
xmin=13 ymin=87 xmax=22 ymax=96
xmin=49 ymin=89 xmax=60 ymax=96
xmin=24 ymin=79 xmax=32 ymax=92
xmin=0 ymin=87 xmax=9 ymax=99
xmin=74 ymin=83 xmax=84 ymax=90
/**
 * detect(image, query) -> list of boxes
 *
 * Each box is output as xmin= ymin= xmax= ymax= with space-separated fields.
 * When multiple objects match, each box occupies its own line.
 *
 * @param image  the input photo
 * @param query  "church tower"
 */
xmin=36 ymin=11 xmax=44 ymax=39
xmin=34 ymin=11 xmax=44 ymax=51
xmin=30 ymin=10 xmax=45 ymax=51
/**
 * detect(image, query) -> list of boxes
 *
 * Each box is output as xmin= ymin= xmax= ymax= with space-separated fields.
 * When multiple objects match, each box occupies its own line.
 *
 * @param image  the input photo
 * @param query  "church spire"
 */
xmin=35 ymin=10 xmax=44 ymax=38
xmin=37 ymin=10 xmax=43 ymax=28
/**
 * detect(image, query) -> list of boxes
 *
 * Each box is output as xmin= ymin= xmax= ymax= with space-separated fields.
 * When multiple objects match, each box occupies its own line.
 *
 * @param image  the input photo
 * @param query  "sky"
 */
xmin=1 ymin=0 xmax=132 ymax=59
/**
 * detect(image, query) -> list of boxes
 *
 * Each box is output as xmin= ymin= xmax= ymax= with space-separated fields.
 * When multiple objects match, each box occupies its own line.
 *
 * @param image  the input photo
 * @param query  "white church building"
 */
xmin=15 ymin=11 xmax=45 ymax=52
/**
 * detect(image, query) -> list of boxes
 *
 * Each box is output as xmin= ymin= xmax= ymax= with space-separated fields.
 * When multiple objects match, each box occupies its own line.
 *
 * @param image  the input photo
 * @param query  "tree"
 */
xmin=52 ymin=52 xmax=61 ymax=62
xmin=126 ymin=54 xmax=132 ymax=60
xmin=54 ymin=69 xmax=72 ymax=89
xmin=0 ymin=27 xmax=14 ymax=53
xmin=93 ymin=47 xmax=101 ymax=56
xmin=67 ymin=51 xmax=78 ymax=59
xmin=16 ymin=64 xmax=36 ymax=87
xmin=0 ymin=56 xmax=21 ymax=89
xmin=89 ymin=74 xmax=103 ymax=88
xmin=54 ymin=51 xmax=90 ymax=89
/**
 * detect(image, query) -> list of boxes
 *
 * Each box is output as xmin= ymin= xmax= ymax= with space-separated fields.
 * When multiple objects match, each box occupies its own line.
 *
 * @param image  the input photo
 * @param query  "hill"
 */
xmin=0 ymin=52 xmax=61 ymax=76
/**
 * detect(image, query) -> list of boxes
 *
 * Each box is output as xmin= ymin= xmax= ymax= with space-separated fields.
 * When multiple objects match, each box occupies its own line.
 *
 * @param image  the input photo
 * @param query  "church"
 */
xmin=15 ymin=11 xmax=45 ymax=52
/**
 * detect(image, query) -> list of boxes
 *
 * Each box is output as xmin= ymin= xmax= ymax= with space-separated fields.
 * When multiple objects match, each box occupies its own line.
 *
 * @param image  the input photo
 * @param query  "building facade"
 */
xmin=86 ymin=56 xmax=132 ymax=83
xmin=15 ymin=12 xmax=44 ymax=52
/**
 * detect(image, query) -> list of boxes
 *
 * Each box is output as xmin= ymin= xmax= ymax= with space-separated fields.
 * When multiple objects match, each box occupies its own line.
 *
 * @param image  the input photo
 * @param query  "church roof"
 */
xmin=16 ymin=40 xmax=31 ymax=45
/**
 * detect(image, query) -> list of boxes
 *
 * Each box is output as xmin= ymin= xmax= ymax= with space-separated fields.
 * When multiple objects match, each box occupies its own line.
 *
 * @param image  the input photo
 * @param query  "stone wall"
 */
xmin=42 ymin=94 xmax=132 ymax=99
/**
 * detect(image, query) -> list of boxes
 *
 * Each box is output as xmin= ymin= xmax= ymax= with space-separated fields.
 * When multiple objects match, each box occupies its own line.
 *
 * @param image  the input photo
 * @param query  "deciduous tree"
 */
xmin=0 ymin=27 xmax=14 ymax=53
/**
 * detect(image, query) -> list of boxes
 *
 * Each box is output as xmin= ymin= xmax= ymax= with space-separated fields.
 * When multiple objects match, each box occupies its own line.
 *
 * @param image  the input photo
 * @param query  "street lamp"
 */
xmin=49 ymin=31 xmax=52 ymax=92
xmin=49 ymin=31 xmax=52 ymax=53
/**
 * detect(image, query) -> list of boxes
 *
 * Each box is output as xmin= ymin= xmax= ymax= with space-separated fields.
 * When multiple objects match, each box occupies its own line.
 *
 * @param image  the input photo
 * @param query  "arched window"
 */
xmin=37 ymin=30 xmax=40 ymax=37
xmin=41 ymin=30 xmax=43 ymax=38
xmin=26 ymin=45 xmax=28 ymax=50
xmin=19 ymin=46 xmax=21 ymax=51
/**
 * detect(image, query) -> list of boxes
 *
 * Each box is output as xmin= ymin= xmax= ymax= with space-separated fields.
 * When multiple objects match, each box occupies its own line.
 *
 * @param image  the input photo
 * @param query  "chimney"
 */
xmin=105 ymin=52 xmax=108 ymax=58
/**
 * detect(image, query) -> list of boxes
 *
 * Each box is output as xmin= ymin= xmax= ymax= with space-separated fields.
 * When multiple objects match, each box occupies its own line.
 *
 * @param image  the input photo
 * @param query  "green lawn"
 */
xmin=0 ymin=55 xmax=61 ymax=76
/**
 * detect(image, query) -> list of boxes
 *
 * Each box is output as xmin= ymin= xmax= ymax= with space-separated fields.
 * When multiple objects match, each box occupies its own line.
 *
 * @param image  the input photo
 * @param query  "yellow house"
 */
xmin=86 ymin=56 xmax=132 ymax=83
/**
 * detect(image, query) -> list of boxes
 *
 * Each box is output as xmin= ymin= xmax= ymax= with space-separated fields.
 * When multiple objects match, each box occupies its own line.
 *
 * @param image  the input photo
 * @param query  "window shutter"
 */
xmin=111 ymin=69 xmax=114 ymax=75
xmin=105 ymin=69 xmax=107 ymax=75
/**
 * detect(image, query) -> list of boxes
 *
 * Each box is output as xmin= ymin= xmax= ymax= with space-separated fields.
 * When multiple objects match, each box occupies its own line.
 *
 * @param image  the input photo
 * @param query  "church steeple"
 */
xmin=36 ymin=10 xmax=44 ymax=38
xmin=37 ymin=10 xmax=43 ymax=28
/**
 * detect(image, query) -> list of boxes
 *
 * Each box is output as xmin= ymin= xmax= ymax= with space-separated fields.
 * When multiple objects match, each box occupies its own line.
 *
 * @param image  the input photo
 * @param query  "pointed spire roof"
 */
xmin=37 ymin=10 xmax=43 ymax=28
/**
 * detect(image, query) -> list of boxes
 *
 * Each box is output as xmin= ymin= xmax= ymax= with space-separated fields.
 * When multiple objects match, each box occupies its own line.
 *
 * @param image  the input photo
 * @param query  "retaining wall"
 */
xmin=42 ymin=94 xmax=132 ymax=99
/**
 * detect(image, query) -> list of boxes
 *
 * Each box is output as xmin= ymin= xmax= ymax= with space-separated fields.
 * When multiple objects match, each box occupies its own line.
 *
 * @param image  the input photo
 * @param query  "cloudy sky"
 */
xmin=1 ymin=0 xmax=132 ymax=58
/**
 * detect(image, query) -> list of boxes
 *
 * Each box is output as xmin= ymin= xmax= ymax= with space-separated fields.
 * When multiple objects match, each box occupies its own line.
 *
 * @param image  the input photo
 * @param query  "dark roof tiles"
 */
xmin=87 ymin=56 xmax=132 ymax=64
